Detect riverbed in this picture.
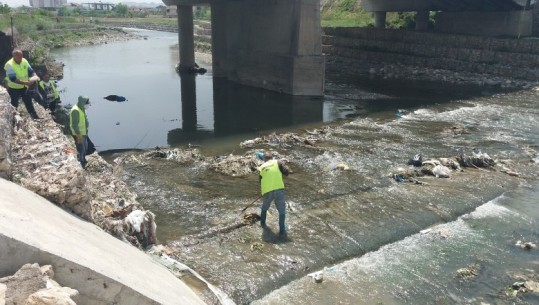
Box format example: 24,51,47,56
52,29,539,305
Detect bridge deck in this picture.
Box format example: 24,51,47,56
361,0,535,12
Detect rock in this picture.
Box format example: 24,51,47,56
515,240,537,250
307,271,324,283
0,263,46,305
23,286,79,305
524,280,539,292
1,283,6,305
334,163,349,171
456,263,480,279
39,265,54,279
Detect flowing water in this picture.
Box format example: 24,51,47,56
52,29,539,305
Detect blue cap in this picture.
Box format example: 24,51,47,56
256,151,265,160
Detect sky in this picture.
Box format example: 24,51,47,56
6,0,163,8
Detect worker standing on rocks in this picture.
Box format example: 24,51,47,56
70,96,90,169
3,49,40,119
257,151,290,236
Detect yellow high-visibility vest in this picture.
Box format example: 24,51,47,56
69,105,88,135
39,80,59,99
4,58,30,89
258,159,285,195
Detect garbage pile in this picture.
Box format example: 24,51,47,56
123,146,290,178
9,104,156,249
391,151,499,182
239,131,324,148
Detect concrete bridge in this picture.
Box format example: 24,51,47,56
163,0,325,96
361,0,536,36
163,0,536,96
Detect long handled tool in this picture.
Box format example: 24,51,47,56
240,195,262,214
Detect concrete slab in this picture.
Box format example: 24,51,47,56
0,178,206,305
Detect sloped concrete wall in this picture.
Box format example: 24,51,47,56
0,178,206,305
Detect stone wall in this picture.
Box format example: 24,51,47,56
534,6,539,35
0,32,12,83
322,27,539,81
0,87,12,180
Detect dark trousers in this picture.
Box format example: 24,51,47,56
35,94,60,112
73,135,88,168
33,91,60,112
7,87,38,118
72,136,96,169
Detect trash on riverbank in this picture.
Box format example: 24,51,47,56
9,101,158,250
392,151,498,182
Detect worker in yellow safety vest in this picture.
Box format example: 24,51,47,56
256,151,290,235
69,96,91,169
37,72,61,113
3,49,40,119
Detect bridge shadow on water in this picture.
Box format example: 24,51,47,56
166,76,324,147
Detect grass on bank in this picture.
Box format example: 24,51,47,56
0,11,123,65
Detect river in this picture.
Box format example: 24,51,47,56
52,29,539,305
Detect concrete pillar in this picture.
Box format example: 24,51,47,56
177,5,195,72
223,0,324,96
416,10,429,31
211,2,227,77
292,0,322,55
180,74,197,133
374,11,386,29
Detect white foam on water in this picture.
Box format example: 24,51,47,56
253,194,518,305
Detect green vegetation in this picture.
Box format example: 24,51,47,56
321,0,374,27
194,6,211,21
1,9,102,65
0,2,10,14
320,0,435,29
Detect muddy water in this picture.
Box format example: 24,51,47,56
119,85,539,305
53,29,539,304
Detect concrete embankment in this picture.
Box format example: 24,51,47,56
0,178,206,305
0,88,206,304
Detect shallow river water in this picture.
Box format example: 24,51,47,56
53,29,539,305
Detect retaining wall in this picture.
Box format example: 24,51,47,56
322,27,539,80
0,88,12,180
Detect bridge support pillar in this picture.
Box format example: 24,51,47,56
210,2,227,77
374,11,386,29
177,5,196,72
216,0,325,96
415,10,429,31
166,0,325,95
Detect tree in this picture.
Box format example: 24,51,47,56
0,2,11,14
57,7,68,17
114,3,128,17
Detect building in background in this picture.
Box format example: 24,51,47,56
166,5,176,17
80,2,115,10
29,0,67,9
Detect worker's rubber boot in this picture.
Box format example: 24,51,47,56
279,213,287,235
260,210,267,227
